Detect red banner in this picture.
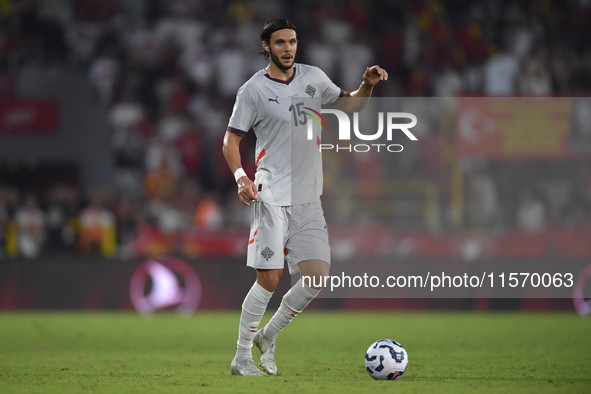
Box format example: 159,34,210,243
0,101,59,133
455,98,572,158
130,225,591,261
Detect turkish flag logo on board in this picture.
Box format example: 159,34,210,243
455,98,571,158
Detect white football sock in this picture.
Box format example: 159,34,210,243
262,278,321,341
233,281,274,363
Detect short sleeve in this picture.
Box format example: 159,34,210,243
319,69,344,106
227,86,255,136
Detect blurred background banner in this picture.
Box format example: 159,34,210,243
455,98,572,158
0,0,590,311
0,100,59,133
129,255,202,315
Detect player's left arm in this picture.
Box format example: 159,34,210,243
336,65,388,114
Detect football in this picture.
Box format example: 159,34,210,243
365,339,408,380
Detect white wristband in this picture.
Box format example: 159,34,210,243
234,168,247,182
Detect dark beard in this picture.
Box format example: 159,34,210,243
270,50,293,71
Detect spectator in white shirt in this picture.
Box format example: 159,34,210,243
516,190,545,231
15,195,45,258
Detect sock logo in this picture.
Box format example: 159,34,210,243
261,247,274,261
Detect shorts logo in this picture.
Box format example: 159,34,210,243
305,85,316,97
261,247,275,261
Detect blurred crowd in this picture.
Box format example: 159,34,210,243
464,160,591,233
0,182,250,259
1,0,591,259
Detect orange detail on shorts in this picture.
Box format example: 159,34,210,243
284,248,289,256
256,149,266,169
317,136,321,148
248,228,258,245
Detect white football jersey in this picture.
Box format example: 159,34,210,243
227,63,343,206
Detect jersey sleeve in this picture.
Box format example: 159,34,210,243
227,85,256,136
319,68,344,106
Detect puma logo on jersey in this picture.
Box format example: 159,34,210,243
268,95,279,104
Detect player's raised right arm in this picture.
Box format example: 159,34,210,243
222,131,259,206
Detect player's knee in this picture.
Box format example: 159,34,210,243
300,260,330,276
257,269,283,292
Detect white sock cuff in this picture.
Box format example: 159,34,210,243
299,278,322,298
252,281,274,301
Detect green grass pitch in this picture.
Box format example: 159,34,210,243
0,311,590,393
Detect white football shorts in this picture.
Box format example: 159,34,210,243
246,199,330,274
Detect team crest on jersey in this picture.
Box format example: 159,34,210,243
305,85,316,97
261,247,275,261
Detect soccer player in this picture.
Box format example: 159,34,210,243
222,17,387,376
